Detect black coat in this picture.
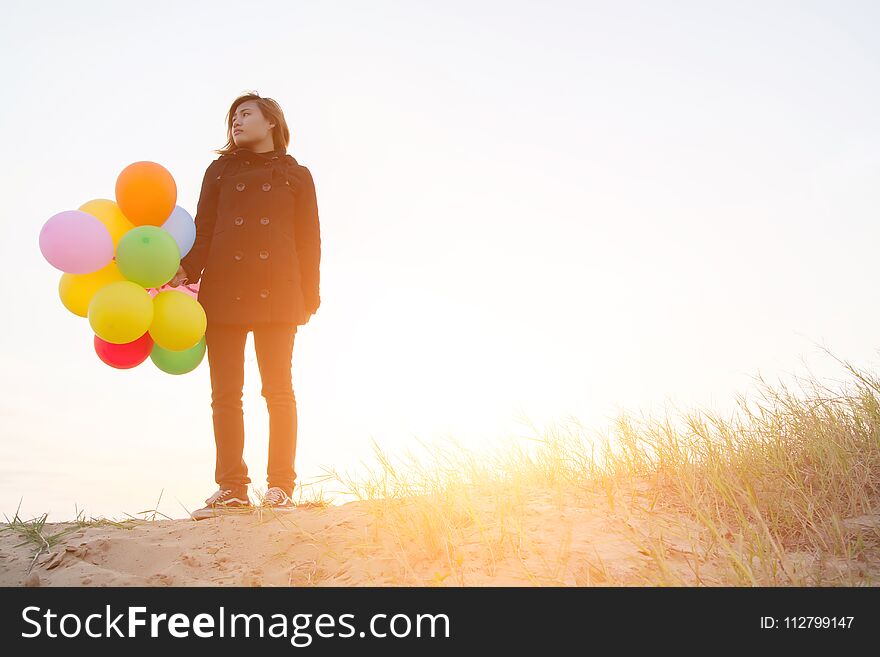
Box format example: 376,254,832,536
180,146,321,328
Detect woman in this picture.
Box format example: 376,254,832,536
172,92,321,521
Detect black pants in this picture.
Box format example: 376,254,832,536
204,322,298,497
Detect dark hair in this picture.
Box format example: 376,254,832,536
214,91,290,156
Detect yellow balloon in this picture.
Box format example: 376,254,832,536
149,290,207,351
59,260,127,317
78,199,135,248
88,280,154,344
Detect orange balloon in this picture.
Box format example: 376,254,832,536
115,161,177,226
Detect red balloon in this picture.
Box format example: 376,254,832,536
94,331,154,369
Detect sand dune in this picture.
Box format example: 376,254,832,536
1,482,729,587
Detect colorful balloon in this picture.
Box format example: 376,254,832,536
88,280,154,344
149,289,207,351
78,199,135,247
115,161,177,226
43,158,206,374
151,335,206,375
39,210,114,274
115,225,181,288
59,259,127,317
160,205,196,259
94,331,154,369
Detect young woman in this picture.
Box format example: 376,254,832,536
171,93,322,520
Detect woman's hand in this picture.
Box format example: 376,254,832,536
169,264,189,287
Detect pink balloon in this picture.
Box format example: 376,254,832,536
39,210,114,274
148,281,200,299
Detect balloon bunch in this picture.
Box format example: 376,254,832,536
39,161,207,374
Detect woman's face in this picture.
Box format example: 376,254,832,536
231,100,275,147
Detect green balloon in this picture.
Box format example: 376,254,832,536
116,226,180,288
150,335,206,375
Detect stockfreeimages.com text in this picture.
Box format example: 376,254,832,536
21,605,451,646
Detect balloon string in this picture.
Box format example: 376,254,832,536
148,283,198,292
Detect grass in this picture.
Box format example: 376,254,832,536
3,346,879,585
316,345,879,585
0,489,180,574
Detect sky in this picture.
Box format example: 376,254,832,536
1,0,879,521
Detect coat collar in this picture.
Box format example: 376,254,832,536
229,146,290,161
224,147,300,172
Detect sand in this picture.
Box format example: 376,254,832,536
2,481,868,586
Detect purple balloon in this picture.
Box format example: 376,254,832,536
39,210,114,274
160,205,196,259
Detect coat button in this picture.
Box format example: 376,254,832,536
262,182,272,191
233,251,243,261
245,160,250,165
234,216,244,226
260,289,269,298
235,182,246,191
234,295,241,301
259,249,269,259
260,216,269,225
